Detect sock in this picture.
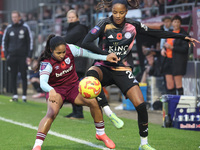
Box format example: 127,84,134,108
103,106,113,117
140,136,148,146
33,132,46,148
95,121,105,135
22,95,26,100
167,88,176,95
176,87,183,95
13,95,18,99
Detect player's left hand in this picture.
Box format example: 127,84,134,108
185,37,200,47
106,53,120,63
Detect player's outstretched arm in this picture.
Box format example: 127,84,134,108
185,36,200,47
69,44,120,63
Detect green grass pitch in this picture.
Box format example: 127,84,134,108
0,95,199,150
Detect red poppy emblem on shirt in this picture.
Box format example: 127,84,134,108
116,33,122,40
61,61,67,69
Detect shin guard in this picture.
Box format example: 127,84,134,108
136,102,148,137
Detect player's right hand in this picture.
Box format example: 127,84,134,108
106,53,120,63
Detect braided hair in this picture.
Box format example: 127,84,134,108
96,0,140,10
35,34,66,71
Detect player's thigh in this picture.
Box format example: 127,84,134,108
88,66,113,85
113,70,143,107
47,93,63,115
126,85,144,107
88,66,103,81
114,70,138,94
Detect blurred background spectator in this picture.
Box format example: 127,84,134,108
63,9,89,119
161,15,189,95
29,58,45,98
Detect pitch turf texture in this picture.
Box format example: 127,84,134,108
0,95,199,150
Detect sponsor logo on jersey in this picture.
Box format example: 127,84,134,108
19,30,24,34
91,26,100,34
113,42,119,46
10,31,14,36
55,65,73,77
19,34,24,39
64,57,71,64
140,23,148,31
108,34,114,39
19,30,25,39
108,45,129,55
40,62,48,70
55,66,59,70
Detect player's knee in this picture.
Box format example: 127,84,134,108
46,110,58,120
88,98,99,108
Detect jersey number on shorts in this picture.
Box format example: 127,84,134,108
126,71,134,79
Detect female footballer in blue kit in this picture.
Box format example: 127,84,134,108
82,0,200,150
32,34,120,150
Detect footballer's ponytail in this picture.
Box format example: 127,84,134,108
35,34,55,71
96,0,139,10
96,0,112,10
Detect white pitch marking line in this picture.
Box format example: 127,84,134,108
0,117,108,150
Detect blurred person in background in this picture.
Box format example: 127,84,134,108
160,16,173,50
63,9,89,119
2,11,33,102
161,15,188,95
0,23,8,59
140,39,162,83
29,58,45,98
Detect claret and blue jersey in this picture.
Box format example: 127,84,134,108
40,44,78,88
39,44,108,93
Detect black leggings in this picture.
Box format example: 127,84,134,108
7,56,27,95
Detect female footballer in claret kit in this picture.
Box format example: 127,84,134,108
32,34,120,150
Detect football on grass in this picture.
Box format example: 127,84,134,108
78,76,101,99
